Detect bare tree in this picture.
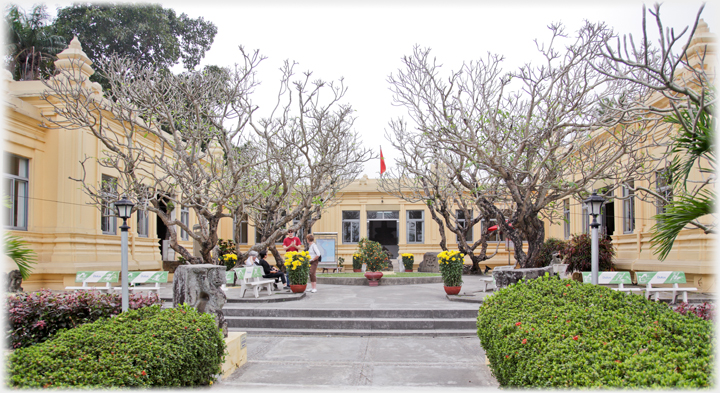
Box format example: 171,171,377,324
386,21,658,267
42,42,266,264
378,132,503,272
234,60,374,266
597,3,715,258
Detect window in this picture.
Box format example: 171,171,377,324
407,210,424,243
180,207,189,241
342,210,360,243
482,218,502,242
3,153,29,230
367,211,399,219
137,210,149,237
100,175,117,235
233,213,248,244
456,210,473,242
656,169,673,214
563,199,571,240
623,182,635,233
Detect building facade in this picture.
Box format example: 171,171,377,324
4,28,715,292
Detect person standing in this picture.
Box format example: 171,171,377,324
306,234,323,293
282,229,302,285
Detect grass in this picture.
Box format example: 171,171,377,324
317,272,440,278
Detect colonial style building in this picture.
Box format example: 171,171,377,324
4,26,715,292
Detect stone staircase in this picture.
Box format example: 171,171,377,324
223,307,479,336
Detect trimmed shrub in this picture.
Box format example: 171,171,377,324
674,302,715,322
477,275,713,388
535,238,567,267
6,289,159,349
357,238,388,272
559,233,615,273
7,304,226,388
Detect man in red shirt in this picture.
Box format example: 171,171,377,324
283,229,302,253
282,229,302,285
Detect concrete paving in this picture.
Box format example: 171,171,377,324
154,274,712,390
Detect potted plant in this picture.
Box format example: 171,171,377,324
352,253,363,272
284,251,311,293
358,238,388,286
401,253,414,272
221,253,238,271
438,250,464,295
337,256,345,272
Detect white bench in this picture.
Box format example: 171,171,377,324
65,271,118,292
233,266,275,298
581,271,642,293
318,261,342,273
636,271,698,304
111,271,168,295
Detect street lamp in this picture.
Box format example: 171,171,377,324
583,192,605,285
114,196,135,312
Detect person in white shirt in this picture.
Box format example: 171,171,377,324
244,250,258,267
306,234,323,293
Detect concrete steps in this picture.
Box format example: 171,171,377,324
223,308,479,336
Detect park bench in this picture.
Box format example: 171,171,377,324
65,271,119,292
233,266,275,298
111,271,168,295
581,271,642,293
636,271,698,304
222,270,235,291
318,261,342,273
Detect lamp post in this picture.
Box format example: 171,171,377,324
583,192,605,285
114,196,135,312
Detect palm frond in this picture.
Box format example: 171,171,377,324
3,232,37,280
651,188,714,261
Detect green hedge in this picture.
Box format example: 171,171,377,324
477,275,714,388
7,304,226,388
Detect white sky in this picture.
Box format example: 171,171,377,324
16,0,719,177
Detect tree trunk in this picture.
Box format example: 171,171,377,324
269,245,284,271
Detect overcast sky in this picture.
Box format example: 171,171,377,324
19,0,718,177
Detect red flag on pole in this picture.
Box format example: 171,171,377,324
380,147,386,175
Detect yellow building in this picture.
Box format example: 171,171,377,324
4,30,715,292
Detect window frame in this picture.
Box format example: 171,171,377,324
623,182,635,234
137,209,149,237
4,153,29,230
100,174,117,235
233,212,249,244
180,206,189,241
406,210,424,244
456,209,473,242
342,210,360,244
482,218,502,242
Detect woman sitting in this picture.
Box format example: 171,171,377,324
255,250,289,290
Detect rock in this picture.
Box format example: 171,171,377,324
173,264,228,337
418,252,440,273
492,265,554,289
550,252,564,265
6,270,23,292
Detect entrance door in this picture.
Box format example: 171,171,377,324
367,211,399,258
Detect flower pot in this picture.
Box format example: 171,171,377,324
353,269,362,272
444,286,462,295
290,284,307,293
404,269,413,272
364,271,383,287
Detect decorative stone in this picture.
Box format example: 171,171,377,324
173,264,228,337
492,265,554,289
6,270,23,292
418,252,440,273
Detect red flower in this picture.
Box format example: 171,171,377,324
573,335,579,341
566,320,570,324
653,321,658,324
515,322,521,326
197,328,201,332
505,355,509,359
566,284,571,287
141,370,147,376
522,339,527,344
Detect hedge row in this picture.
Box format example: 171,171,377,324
477,274,714,388
6,289,159,349
7,304,226,388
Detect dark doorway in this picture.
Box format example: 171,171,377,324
602,201,615,238
156,199,169,257
368,220,398,258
